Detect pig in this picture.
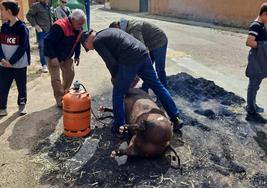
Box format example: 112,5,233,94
99,88,181,170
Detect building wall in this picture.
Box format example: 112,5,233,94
29,0,37,6
110,0,139,12
149,0,267,27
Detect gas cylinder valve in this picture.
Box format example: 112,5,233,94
73,80,81,91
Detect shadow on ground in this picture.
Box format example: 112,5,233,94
34,73,266,187
28,69,43,83
8,106,62,152
0,113,20,137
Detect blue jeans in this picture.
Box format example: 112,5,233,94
0,66,27,109
247,78,262,113
142,43,167,92
37,32,47,66
112,55,180,128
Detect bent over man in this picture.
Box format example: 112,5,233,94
81,28,183,137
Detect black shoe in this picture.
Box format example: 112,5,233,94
246,105,264,113
246,112,267,124
255,105,264,113
172,117,184,132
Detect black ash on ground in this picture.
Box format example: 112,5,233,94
35,73,266,188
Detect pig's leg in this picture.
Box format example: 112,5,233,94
111,136,139,158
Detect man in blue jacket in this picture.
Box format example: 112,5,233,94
44,9,85,107
81,28,183,137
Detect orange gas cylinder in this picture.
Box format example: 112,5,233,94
63,81,91,137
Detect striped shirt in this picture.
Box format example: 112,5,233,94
248,21,267,41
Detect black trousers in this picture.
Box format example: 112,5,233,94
247,77,262,113
0,66,27,109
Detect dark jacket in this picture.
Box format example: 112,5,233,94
0,20,30,68
44,18,82,62
123,20,167,51
246,41,267,79
93,28,148,77
26,2,53,32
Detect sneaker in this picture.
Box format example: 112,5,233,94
246,112,267,124
42,65,48,73
0,109,8,116
172,117,184,132
255,104,264,113
18,105,27,116
246,105,265,113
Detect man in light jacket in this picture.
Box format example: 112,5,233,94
55,0,71,20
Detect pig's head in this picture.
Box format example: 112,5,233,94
140,114,173,142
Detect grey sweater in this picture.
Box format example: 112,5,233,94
26,2,53,32
122,19,167,51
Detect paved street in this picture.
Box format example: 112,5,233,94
90,5,267,110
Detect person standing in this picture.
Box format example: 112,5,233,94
0,0,30,116
55,0,71,20
44,9,85,107
26,0,53,73
245,3,267,124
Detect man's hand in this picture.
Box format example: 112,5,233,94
1,59,12,68
74,58,80,66
246,35,257,48
50,58,60,67
35,25,43,32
